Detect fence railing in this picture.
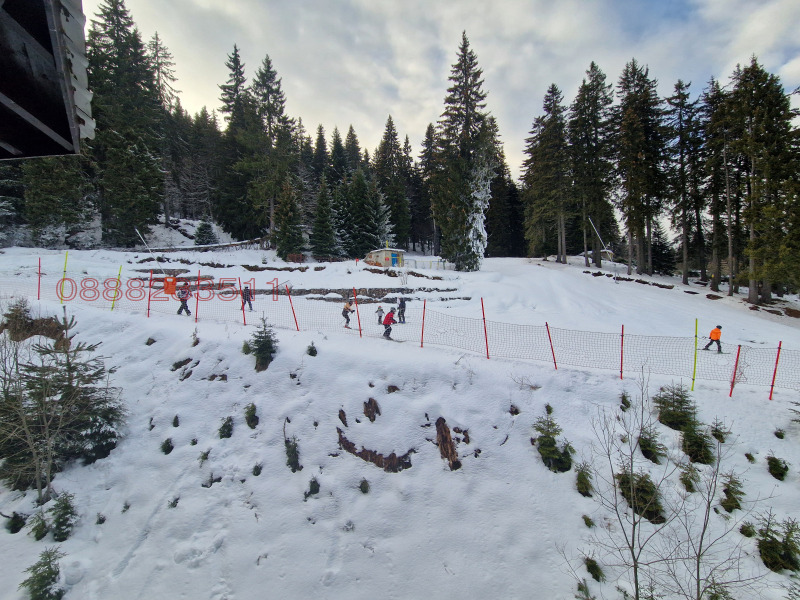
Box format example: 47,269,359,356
3,270,797,398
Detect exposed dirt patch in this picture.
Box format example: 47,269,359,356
706,294,723,300
364,398,381,422
207,374,228,381
336,428,413,472
684,290,699,295
339,409,348,427
171,358,192,371
0,316,70,350
785,308,800,319
435,417,462,471
387,385,400,394
453,427,470,444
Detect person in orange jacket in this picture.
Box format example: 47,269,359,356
703,325,722,352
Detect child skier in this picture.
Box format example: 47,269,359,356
242,286,253,311
382,308,397,339
702,325,722,352
342,299,355,328
398,298,406,323
375,305,385,325
177,283,192,316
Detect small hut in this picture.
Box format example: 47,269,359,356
365,248,405,267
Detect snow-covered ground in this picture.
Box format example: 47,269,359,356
1,243,799,600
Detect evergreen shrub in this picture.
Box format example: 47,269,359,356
250,318,278,371
29,511,49,541
285,436,302,472
49,494,77,542
218,417,233,439
720,472,744,513
616,471,665,524
244,403,259,429
638,425,666,464
767,455,789,481
18,547,65,600
532,413,573,473
575,462,593,497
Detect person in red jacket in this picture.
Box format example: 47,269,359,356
703,325,722,352
177,282,192,316
382,308,397,339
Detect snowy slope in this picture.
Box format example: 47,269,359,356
1,248,799,600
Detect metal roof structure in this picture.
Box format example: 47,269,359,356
0,0,95,160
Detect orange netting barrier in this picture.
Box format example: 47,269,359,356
3,270,798,396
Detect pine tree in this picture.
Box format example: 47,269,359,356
311,125,328,185
374,116,411,248
430,32,497,271
331,182,353,256
310,180,338,258
273,179,305,260
665,80,704,284
615,59,667,275
251,53,288,141
218,45,249,129
328,127,349,187
344,125,362,174
522,84,572,262
49,493,78,542
485,154,524,257
417,123,438,253
18,547,65,600
22,156,90,247
346,170,383,257
727,57,798,303
194,220,218,245
568,62,616,268
87,0,163,246
0,160,25,245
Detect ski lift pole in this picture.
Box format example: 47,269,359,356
110,266,122,311
195,270,200,323
352,287,362,337
620,324,624,380
420,300,426,348
135,227,169,278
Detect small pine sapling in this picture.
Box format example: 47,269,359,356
172,415,180,427
739,522,756,538
619,391,631,412
161,438,174,454
582,514,595,528
766,455,789,481
49,493,77,542
95,513,106,525
241,340,252,355
652,384,697,430
575,579,597,600
532,413,573,473
359,478,370,494
745,452,755,464
638,425,666,464
575,462,594,497
584,556,605,582
218,416,233,439
6,511,27,534
285,436,302,472
29,511,50,541
303,477,320,501
679,463,700,493
252,463,262,476
307,342,317,356
720,472,744,512
615,470,665,524
244,403,259,429
710,418,731,443
757,512,800,572
121,502,130,513
774,429,785,440
250,318,278,371
682,425,715,465
18,547,65,600
167,497,179,508
198,450,210,466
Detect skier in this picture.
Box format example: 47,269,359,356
242,286,253,311
382,308,397,339
177,282,192,316
375,305,385,325
702,325,722,353
342,299,355,328
398,298,406,323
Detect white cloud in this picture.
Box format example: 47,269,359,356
82,0,800,178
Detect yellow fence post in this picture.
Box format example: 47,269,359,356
111,266,122,310
60,251,68,303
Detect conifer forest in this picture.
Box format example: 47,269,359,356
1,0,798,304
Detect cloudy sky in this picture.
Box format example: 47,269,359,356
82,0,800,179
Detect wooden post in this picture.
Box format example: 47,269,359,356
481,298,489,359
352,287,362,337
286,285,299,331
729,345,742,397
546,322,557,370
769,341,782,401
420,299,426,348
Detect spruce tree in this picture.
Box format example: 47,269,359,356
568,62,616,268
310,180,338,258
430,32,497,271
311,125,328,185
87,0,163,246
522,84,572,262
344,125,362,174
328,127,349,187
194,220,218,245
0,160,25,245
374,116,411,248
218,45,249,129
273,180,305,260
615,59,667,275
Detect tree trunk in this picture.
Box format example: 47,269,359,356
582,199,589,267
682,206,689,285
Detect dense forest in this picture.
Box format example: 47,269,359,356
0,0,798,302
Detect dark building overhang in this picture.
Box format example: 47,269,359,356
0,0,94,160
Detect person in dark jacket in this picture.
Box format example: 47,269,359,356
397,298,406,323
177,283,192,316
382,308,397,338
342,299,355,328
242,286,253,311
